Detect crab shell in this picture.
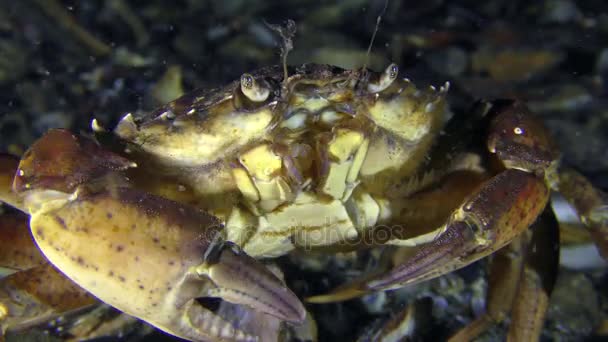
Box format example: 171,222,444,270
111,63,448,258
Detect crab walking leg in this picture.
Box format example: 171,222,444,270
0,262,97,338
556,168,608,258
64,306,148,342
448,236,526,342
449,209,559,341
0,154,24,212
0,211,46,271
508,208,559,341
0,156,43,272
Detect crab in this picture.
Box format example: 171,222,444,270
0,59,607,341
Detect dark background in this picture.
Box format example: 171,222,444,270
0,0,607,341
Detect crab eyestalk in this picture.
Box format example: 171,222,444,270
367,63,399,93
240,73,270,102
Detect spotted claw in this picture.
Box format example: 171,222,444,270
12,129,305,341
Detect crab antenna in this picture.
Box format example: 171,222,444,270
265,19,297,84
362,0,389,72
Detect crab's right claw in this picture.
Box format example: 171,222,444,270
368,168,549,291
12,129,306,341
167,239,307,341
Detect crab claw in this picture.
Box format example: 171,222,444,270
309,168,549,301
13,130,305,341
310,101,558,302
368,169,548,291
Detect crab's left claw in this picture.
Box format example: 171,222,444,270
366,167,549,291
308,168,550,302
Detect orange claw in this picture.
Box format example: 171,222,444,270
308,100,558,303
364,168,549,292
362,101,557,292
486,100,559,176
307,168,550,302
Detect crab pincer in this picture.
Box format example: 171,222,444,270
363,167,549,292
11,129,306,341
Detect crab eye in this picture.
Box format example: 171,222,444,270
368,63,399,93
241,74,254,89
240,73,270,102
388,63,398,79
